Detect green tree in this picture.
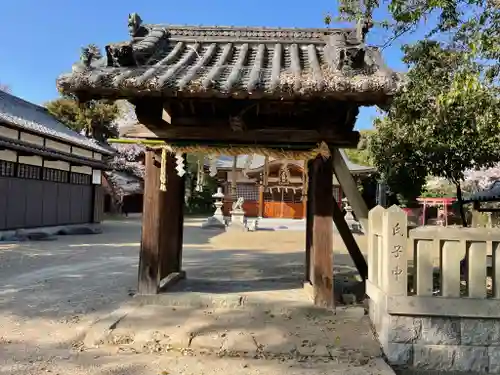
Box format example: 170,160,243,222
183,154,220,214
337,0,499,65
333,0,500,224
369,117,428,207
371,41,500,222
45,95,118,143
344,130,374,167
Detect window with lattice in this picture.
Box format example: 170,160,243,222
0,161,15,177
70,172,91,185
17,164,41,179
43,168,69,183
229,183,258,201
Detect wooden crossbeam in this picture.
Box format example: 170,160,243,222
124,123,360,147
331,193,368,280
332,148,369,230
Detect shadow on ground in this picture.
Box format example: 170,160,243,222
0,219,226,320
0,215,366,320
0,216,381,375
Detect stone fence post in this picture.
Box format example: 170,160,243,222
381,205,408,296
368,205,384,288
368,205,408,295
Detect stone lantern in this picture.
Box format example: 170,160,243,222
201,187,226,229
342,197,363,233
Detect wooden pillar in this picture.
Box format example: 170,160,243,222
302,163,308,218
138,151,186,295
231,156,237,199
159,153,186,280
260,156,270,218
258,183,264,218
263,156,269,184
422,201,427,225
137,150,163,294
332,148,369,231
305,159,314,283
310,155,334,309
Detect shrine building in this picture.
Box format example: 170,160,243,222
215,153,375,218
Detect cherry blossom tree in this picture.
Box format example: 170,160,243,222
463,164,500,192
108,143,145,179
102,101,146,208
109,101,146,179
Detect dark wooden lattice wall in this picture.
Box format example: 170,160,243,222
0,161,95,230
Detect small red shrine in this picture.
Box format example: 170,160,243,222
416,197,457,226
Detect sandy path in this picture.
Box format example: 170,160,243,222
0,216,379,375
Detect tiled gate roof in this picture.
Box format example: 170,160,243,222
57,15,401,104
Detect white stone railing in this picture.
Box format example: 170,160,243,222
366,205,500,318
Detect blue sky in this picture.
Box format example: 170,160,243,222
1,0,418,129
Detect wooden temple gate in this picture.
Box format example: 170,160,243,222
57,13,400,309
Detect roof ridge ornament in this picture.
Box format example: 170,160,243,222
57,17,402,103
323,16,373,72
80,44,102,68
356,17,374,44
128,13,144,37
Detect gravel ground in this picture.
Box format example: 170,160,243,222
0,216,385,375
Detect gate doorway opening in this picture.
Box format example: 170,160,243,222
56,14,399,309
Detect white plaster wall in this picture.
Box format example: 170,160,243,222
45,139,71,153
0,125,19,140
71,165,92,175
72,147,93,159
44,160,70,171
0,150,17,162
20,132,44,146
18,155,43,166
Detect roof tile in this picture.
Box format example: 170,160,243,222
213,150,375,173
0,90,113,154
57,19,402,104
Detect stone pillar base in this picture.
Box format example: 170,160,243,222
227,210,246,231
369,298,499,373
201,215,226,229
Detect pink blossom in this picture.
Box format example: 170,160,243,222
108,143,145,179
463,164,500,192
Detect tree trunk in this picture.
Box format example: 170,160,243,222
456,181,468,278
455,182,467,227
103,173,122,214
